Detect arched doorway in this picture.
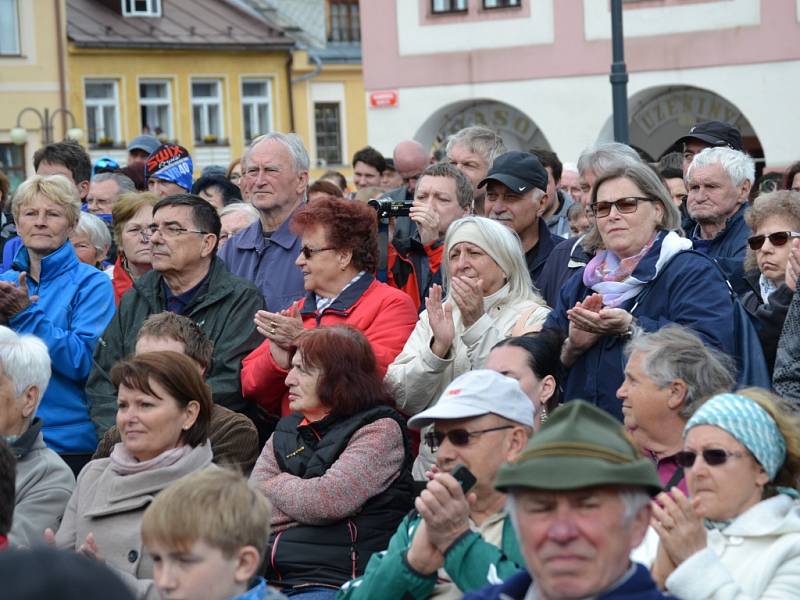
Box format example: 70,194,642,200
414,99,551,154
598,85,765,175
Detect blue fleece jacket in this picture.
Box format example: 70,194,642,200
0,242,115,453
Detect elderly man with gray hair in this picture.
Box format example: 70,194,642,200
86,172,136,217
219,132,307,311
617,325,735,494
686,146,755,291
445,126,507,216
0,326,75,547
464,401,673,600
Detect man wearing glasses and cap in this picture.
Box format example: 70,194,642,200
338,370,534,600
464,401,674,600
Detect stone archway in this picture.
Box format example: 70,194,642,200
414,99,552,154
597,85,765,171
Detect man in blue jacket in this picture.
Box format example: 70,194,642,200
686,146,754,292
464,401,675,600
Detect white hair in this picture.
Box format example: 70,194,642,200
687,146,755,187
0,326,51,411
245,132,310,173
219,202,260,221
74,212,112,254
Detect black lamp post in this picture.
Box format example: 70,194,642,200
610,0,629,144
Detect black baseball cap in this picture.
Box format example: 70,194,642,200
675,121,743,152
478,151,548,194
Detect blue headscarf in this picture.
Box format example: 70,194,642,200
685,392,798,498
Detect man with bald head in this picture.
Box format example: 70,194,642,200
393,140,430,198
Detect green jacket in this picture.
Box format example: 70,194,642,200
87,256,265,436
336,511,523,600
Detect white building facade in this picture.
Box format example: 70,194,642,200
361,0,800,168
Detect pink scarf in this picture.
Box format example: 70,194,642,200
582,233,658,308
109,443,192,475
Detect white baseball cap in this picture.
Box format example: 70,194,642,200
407,370,534,430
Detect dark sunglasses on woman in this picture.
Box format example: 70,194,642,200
747,231,800,251
675,448,746,468
589,197,654,218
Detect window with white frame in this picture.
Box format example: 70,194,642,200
314,103,342,166
483,0,520,7
85,80,120,145
431,0,467,14
192,80,224,143
0,0,21,55
241,79,272,143
122,0,161,17
139,79,172,138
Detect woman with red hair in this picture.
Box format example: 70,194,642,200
249,326,413,598
241,197,418,417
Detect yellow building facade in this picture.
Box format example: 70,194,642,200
0,0,69,187
67,47,293,174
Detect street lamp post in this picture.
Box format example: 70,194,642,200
610,0,629,144
10,107,83,146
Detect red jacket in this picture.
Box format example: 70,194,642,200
241,275,418,416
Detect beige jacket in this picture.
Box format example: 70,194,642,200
55,442,214,599
385,285,549,477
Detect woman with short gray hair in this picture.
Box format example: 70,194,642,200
0,326,74,547
70,211,112,271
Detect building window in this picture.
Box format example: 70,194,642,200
483,0,521,7
431,0,468,14
0,143,26,192
191,80,224,143
85,80,120,145
139,79,172,139
241,79,272,143
328,0,360,43
0,0,20,55
314,103,342,166
122,0,161,17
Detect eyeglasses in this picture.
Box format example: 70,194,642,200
300,245,337,259
423,425,513,451
674,448,746,468
146,224,210,239
747,231,800,250
589,197,654,218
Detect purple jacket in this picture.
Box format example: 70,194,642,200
219,215,305,311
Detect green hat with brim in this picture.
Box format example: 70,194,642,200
495,400,663,497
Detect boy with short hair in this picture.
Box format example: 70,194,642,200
567,201,591,236
141,468,286,600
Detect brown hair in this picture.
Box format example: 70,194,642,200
743,190,800,272
292,326,393,417
136,313,214,371
309,179,344,199
291,197,378,273
111,191,159,244
110,351,211,447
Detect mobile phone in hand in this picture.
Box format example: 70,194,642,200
451,464,477,494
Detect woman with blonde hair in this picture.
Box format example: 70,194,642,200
0,175,114,473
651,387,800,598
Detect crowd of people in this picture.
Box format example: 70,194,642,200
1,118,800,600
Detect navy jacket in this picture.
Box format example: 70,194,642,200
543,232,736,421
690,204,750,294
528,218,558,293
537,234,593,309
218,213,305,311
462,564,676,600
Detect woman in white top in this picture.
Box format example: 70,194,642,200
651,388,800,599
386,216,549,476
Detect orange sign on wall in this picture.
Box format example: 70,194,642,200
369,90,398,108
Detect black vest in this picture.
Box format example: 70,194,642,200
267,405,414,589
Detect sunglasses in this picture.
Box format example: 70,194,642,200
423,425,513,451
300,245,337,259
747,231,800,250
589,197,654,218
674,448,746,468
